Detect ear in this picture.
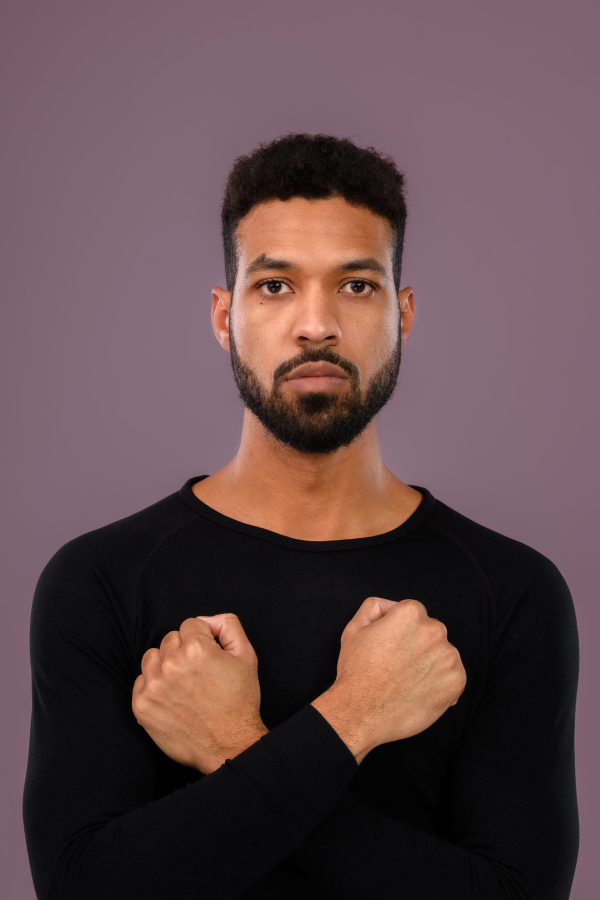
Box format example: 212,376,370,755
398,287,415,349
211,287,232,352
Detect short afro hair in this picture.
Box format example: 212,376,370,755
221,132,408,297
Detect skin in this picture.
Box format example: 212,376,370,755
193,195,421,541
132,196,465,773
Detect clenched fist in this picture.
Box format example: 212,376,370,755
312,597,467,763
132,613,269,775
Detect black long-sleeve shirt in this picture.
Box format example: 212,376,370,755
23,475,580,899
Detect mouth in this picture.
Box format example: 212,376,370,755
285,361,348,379
283,361,349,392
284,374,348,392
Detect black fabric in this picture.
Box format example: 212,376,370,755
23,475,580,899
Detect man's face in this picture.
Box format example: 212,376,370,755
215,195,414,455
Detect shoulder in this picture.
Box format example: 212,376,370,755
429,494,569,588
38,488,198,586
427,495,577,640
31,488,199,663
426,495,578,700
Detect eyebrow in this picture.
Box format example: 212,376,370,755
244,254,388,279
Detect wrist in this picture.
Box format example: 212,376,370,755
311,685,371,765
203,722,270,775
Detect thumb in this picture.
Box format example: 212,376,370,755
196,613,255,659
349,596,398,631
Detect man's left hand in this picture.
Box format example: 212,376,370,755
132,613,269,775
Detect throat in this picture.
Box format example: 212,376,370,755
191,476,423,541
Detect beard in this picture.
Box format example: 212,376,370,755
228,310,402,455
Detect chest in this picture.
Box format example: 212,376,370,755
133,535,492,833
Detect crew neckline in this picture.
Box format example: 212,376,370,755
178,475,437,552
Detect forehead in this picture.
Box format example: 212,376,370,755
236,196,393,262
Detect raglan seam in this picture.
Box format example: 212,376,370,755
127,508,200,661
428,514,498,655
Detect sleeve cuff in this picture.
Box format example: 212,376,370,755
222,702,358,842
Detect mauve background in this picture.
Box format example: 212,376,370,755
1,0,598,896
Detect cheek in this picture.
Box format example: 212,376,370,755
234,318,280,379
351,321,394,371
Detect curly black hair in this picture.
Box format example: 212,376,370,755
221,132,408,297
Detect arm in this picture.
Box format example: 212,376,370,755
22,542,358,900
286,557,580,899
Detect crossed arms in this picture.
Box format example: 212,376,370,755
23,545,579,899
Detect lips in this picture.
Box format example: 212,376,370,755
285,362,348,380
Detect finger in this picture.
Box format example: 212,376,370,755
132,673,144,706
132,674,144,722
353,596,399,629
180,615,220,646
140,646,161,679
159,630,183,661
192,615,221,639
193,613,254,660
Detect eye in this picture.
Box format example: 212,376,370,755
255,279,292,295
342,280,377,296
254,277,378,297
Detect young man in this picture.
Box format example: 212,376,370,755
23,133,579,899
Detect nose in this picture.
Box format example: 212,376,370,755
290,292,342,346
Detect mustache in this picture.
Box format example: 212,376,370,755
275,349,357,382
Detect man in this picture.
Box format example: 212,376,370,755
23,133,579,899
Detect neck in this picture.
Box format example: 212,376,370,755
199,411,419,541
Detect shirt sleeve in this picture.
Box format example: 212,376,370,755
287,553,580,900
22,540,359,900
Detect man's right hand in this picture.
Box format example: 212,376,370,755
311,597,467,764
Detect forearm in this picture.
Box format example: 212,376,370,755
297,695,499,899
310,686,372,766
202,722,270,773
288,789,508,900
24,704,358,900
287,693,578,900
288,770,577,900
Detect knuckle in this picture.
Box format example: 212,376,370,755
132,690,148,714
340,621,354,639
451,644,465,666
362,596,382,613
161,656,179,676
160,630,177,645
447,644,461,665
430,618,448,639
146,676,162,697
141,647,157,666
450,661,467,688
403,598,427,617
454,672,467,696
184,639,204,660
